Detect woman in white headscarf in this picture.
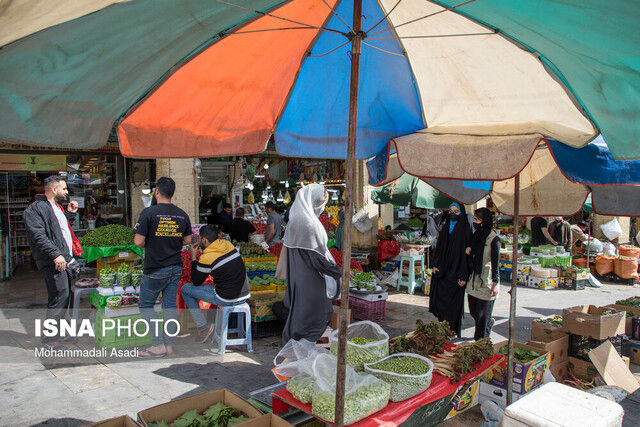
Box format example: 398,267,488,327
280,184,342,344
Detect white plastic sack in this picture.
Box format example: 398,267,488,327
603,242,617,257
364,353,434,401
329,321,389,371
600,218,623,241
274,339,330,403
353,208,373,233
586,238,603,254
311,353,390,425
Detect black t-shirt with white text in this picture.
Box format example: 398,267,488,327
134,204,192,274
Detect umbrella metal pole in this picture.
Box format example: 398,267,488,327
507,174,520,405
334,0,363,425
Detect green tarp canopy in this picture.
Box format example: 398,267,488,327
371,174,455,209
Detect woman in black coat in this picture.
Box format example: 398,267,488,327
429,202,472,337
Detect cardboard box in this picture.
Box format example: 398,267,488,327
531,317,563,341
568,356,599,380
562,305,626,340
528,333,569,366
630,339,640,365
524,276,558,290
549,360,569,380
137,390,263,426
484,341,551,395
239,414,294,426
478,382,527,410
330,306,352,330
445,380,480,420
88,415,141,427
589,341,640,394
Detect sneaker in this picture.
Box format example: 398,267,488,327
196,324,215,344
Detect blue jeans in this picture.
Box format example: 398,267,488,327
180,283,245,328
139,265,181,347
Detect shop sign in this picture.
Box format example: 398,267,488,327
0,154,66,171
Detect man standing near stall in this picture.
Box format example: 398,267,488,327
134,177,192,358
264,201,283,247
24,175,82,349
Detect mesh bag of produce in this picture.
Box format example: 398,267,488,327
117,263,132,288
364,353,434,401
329,321,389,371
312,354,390,425
273,339,330,404
595,255,616,275
99,268,116,288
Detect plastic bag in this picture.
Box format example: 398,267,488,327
586,238,603,254
600,218,623,241
311,354,390,425
364,353,434,401
274,339,330,403
603,242,617,257
329,321,389,371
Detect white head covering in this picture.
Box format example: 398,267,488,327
283,183,328,256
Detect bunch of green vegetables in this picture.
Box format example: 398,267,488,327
390,320,455,356
132,267,143,287
245,262,277,272
430,338,494,381
365,355,433,401
312,379,390,425
405,218,424,229
249,274,285,287
80,224,134,247
235,242,266,256
498,345,541,364
616,297,640,308
286,375,315,404
147,403,250,427
99,268,116,288
117,263,132,287
534,315,563,328
351,271,377,291
330,337,389,372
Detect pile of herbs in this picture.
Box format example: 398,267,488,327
498,345,541,364
390,320,455,356
80,224,134,247
429,338,494,381
616,297,640,308
534,315,563,328
147,402,250,427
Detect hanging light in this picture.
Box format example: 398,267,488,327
277,191,284,202
331,191,338,201
284,190,292,204
261,190,268,201
263,163,269,170
266,184,271,190
285,181,290,188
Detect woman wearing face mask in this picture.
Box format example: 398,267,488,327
429,202,472,337
279,184,342,344
465,208,500,340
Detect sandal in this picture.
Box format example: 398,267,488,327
138,349,166,358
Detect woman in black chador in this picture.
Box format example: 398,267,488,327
429,202,471,337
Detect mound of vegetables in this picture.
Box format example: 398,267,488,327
429,338,494,381
498,345,541,364
80,224,134,247
534,315,563,328
391,320,455,356
616,297,640,308
147,403,251,427
245,262,277,272
351,271,376,291
249,274,285,287
235,242,266,256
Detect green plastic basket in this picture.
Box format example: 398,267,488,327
555,256,573,267
94,310,160,349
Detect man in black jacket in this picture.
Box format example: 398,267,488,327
23,175,80,348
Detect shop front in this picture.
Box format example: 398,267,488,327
0,149,154,279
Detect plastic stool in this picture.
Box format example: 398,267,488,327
397,256,425,295
71,285,95,319
211,302,253,355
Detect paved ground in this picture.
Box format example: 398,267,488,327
0,266,638,426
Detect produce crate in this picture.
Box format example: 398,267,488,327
555,255,573,267
567,333,630,361
560,278,587,291
349,296,386,322
94,310,158,349
250,284,279,294
242,256,277,263
247,270,277,279
91,290,119,309
248,292,285,322
251,319,284,338
96,251,140,276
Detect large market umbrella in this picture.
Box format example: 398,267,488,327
2,0,640,421
371,173,455,209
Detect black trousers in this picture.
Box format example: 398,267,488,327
41,265,71,342
467,294,495,341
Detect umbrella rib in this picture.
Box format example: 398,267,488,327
320,0,354,32
214,0,347,35
308,39,351,57
233,26,318,34
365,0,403,34
368,0,477,38
367,31,495,39
362,41,405,57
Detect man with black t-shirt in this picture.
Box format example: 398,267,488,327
223,207,255,242
134,177,192,357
